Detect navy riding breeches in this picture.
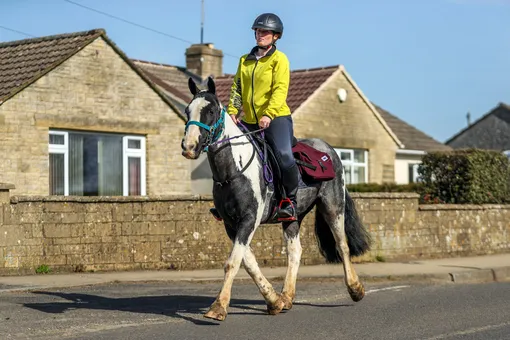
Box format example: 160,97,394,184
243,115,299,200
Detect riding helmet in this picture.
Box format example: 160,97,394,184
251,13,284,37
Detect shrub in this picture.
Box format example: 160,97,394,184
418,148,510,204
346,182,423,193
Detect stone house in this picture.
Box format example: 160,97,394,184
0,29,190,196
134,43,449,193
0,28,449,196
445,102,510,159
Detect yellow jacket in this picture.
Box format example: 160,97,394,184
226,46,291,124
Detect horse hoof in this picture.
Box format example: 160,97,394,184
204,302,227,321
267,294,286,315
347,282,365,302
281,293,293,310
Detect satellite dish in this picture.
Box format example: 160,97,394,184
337,88,347,102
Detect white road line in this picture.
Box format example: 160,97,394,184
365,285,410,294
423,321,510,339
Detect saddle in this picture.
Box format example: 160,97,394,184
251,134,336,188
291,137,336,182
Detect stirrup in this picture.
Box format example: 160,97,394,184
210,208,223,221
277,198,297,222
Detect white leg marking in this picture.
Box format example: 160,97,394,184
282,234,302,300
243,248,279,304
331,213,359,286
214,241,248,308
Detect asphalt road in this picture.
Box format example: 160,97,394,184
0,278,509,340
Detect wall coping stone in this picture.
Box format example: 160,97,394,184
10,192,420,204
10,193,508,210
10,195,214,204
349,192,420,199
419,204,510,211
0,183,15,190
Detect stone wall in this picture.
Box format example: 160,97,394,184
0,186,508,275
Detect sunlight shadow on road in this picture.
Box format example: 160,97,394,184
22,290,273,326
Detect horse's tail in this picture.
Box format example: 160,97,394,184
314,190,372,263
314,209,342,263
344,190,372,256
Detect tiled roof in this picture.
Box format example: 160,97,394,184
445,102,510,150
0,29,103,103
445,102,510,144
373,104,451,152
132,59,201,103
213,66,339,112
0,29,184,120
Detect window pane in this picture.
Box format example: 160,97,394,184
354,150,365,163
353,166,366,184
128,139,141,149
344,165,352,184
341,152,351,161
49,134,65,145
128,157,141,195
49,153,65,195
98,135,123,196
408,164,420,183
67,132,123,196
69,134,84,195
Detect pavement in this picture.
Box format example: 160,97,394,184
0,253,509,293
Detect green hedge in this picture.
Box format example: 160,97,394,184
346,182,423,193
418,149,510,204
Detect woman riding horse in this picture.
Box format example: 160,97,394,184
210,12,299,222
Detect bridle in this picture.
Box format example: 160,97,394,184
184,105,274,185
185,106,226,153
185,106,266,152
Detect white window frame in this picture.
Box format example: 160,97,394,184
408,163,421,183
49,131,69,196
334,148,369,184
48,130,146,196
123,136,147,196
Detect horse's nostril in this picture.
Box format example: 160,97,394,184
182,139,191,151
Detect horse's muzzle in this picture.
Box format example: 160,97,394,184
182,150,198,159
181,138,200,159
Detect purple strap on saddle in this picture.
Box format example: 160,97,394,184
206,120,273,184
238,123,273,184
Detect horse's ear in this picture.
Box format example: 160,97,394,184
207,76,216,95
188,77,198,96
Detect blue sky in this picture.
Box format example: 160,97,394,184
1,0,509,143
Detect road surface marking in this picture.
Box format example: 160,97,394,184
366,285,410,294
423,321,510,339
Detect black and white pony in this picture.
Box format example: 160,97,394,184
181,77,371,321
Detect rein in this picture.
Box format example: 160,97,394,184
185,107,273,184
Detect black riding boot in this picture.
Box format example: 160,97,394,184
278,163,299,222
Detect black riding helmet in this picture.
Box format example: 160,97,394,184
251,13,284,38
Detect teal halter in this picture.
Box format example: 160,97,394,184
185,107,226,152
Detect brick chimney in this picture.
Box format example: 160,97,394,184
185,43,224,80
